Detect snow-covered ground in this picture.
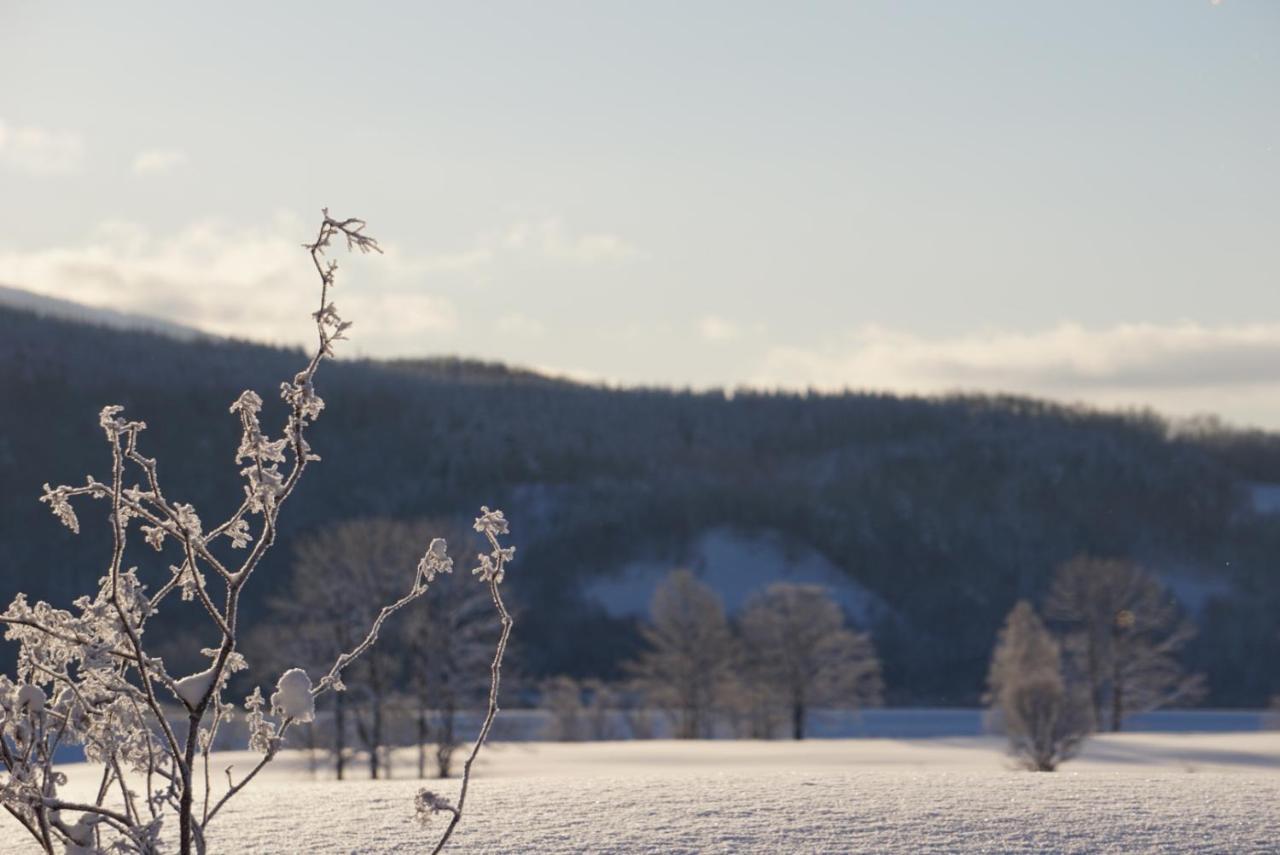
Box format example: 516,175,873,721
5,732,1278,853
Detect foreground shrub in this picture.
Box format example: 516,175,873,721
0,212,514,854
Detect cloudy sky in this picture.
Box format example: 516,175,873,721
3,2,1278,426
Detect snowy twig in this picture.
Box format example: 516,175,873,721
424,513,515,855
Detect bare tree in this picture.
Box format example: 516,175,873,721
540,676,586,741
582,679,621,740
720,677,787,739
986,601,1091,771
400,524,494,779
1045,556,1204,731
625,569,738,739
738,584,882,740
246,614,352,778
257,519,412,779
261,517,494,781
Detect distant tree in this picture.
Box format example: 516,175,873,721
582,679,621,740
625,569,738,738
540,675,586,741
399,520,494,779
721,677,787,739
738,584,882,739
266,518,421,779
1045,556,1204,731
986,601,1091,771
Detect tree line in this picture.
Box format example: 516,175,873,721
211,518,1233,781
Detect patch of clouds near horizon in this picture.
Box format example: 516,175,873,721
131,148,188,176
700,316,740,342
501,218,636,265
378,217,636,280
0,120,84,175
0,214,631,350
495,313,547,338
0,215,457,347
755,323,1280,425
699,316,766,344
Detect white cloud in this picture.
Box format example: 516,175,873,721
496,313,547,338
132,148,188,176
755,322,1280,423
385,217,637,284
700,316,741,342
0,120,84,175
501,218,636,265
0,215,457,346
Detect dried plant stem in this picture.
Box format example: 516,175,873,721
429,529,514,854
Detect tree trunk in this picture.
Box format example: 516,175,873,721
368,705,381,780
1087,640,1103,730
792,702,805,740
1110,671,1124,733
417,705,429,779
334,691,346,781
437,703,456,778
1110,633,1124,732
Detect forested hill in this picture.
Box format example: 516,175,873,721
2,304,1279,706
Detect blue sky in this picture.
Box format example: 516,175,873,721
2,1,1278,425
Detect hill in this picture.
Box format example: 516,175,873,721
1,303,1278,705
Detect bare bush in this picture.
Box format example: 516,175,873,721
986,601,1091,772
0,212,515,854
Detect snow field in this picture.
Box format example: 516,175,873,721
4,733,1277,853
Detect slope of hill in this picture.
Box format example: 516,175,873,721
1,303,1278,705
0,283,209,341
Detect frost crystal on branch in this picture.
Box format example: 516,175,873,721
472,507,515,584
244,687,277,756
39,483,80,533
473,506,509,537
414,790,458,827
418,537,454,584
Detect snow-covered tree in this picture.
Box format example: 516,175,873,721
625,569,738,739
0,212,516,855
738,583,882,740
986,601,1091,772
1044,556,1203,731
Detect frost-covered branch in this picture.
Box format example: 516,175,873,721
421,508,516,855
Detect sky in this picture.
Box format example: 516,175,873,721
2,1,1278,427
